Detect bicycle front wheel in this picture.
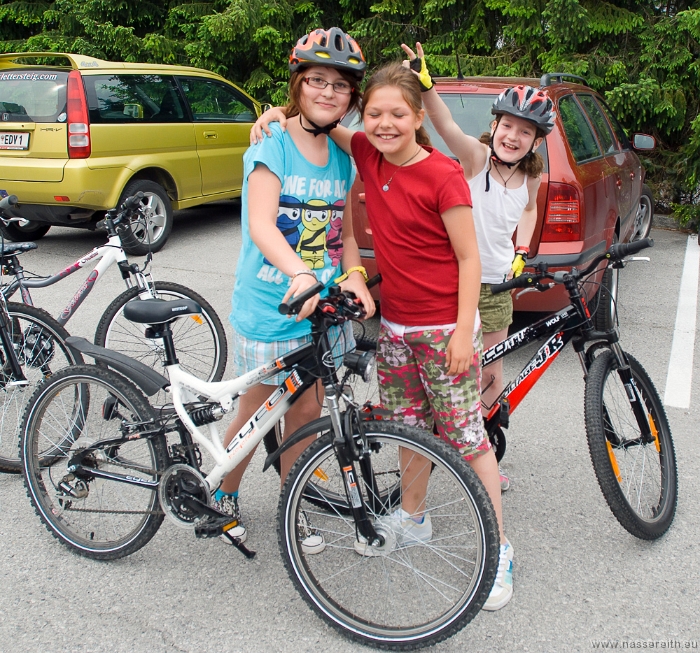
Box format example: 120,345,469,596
584,349,677,539
279,421,498,649
21,365,167,560
0,303,83,474
95,281,227,386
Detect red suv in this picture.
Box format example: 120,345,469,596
351,73,655,326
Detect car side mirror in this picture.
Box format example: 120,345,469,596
260,103,273,113
633,133,655,150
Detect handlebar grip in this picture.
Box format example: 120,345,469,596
366,274,382,289
121,191,145,211
0,194,18,211
278,281,325,315
490,273,538,295
609,238,653,261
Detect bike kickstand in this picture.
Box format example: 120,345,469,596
222,530,256,559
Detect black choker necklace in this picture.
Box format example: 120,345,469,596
300,117,340,137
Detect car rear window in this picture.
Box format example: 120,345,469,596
84,74,187,123
0,70,68,123
558,95,602,163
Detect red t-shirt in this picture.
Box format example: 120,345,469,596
351,132,473,326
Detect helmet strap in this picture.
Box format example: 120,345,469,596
300,115,341,137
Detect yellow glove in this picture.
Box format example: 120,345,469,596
409,56,433,92
511,253,526,277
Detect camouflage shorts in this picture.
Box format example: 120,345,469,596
377,323,490,461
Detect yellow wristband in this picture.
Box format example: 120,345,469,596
334,265,368,284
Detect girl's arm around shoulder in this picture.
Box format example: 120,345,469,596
441,204,481,376
250,105,353,156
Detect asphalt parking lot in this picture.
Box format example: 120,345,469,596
0,204,698,652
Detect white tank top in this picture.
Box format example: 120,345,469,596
468,157,529,283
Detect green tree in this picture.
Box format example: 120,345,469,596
0,0,698,222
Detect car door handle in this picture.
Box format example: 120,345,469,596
203,131,218,139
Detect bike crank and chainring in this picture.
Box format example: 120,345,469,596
158,464,211,528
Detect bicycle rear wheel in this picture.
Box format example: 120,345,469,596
0,303,83,474
584,349,677,539
95,281,227,396
279,421,498,649
21,365,167,560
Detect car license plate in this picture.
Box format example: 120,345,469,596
0,132,29,150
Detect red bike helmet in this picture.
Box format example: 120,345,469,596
491,85,555,135
289,27,366,80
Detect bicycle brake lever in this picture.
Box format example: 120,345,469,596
625,256,650,263
515,282,554,299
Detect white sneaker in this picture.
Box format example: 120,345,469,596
298,511,326,555
213,494,247,545
483,540,513,611
354,508,432,557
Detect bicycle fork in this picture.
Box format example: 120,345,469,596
324,385,384,547
609,342,655,445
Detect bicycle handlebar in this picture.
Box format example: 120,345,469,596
490,273,539,295
121,191,144,212
608,237,653,261
278,282,326,315
490,238,654,295
279,274,381,317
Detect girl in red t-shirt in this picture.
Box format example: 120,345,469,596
252,63,512,611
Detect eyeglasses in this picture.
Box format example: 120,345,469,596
304,76,353,95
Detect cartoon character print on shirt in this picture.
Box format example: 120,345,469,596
262,195,301,266
297,199,332,269
326,200,345,266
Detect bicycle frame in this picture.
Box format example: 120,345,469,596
166,340,320,491
1,233,150,326
482,304,582,421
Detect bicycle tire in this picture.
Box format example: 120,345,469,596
20,365,167,560
0,303,84,474
278,420,499,649
584,349,677,540
94,281,227,393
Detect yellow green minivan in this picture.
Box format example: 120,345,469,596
0,53,263,253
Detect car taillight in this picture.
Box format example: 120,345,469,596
542,182,581,241
67,70,91,159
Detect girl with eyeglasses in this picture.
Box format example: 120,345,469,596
215,28,375,549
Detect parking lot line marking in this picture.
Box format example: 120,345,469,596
664,234,699,408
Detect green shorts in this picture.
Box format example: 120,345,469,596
479,283,513,333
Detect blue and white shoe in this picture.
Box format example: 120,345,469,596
483,540,513,611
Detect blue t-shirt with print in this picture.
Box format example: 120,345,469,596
230,123,355,342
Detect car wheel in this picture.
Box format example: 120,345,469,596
630,184,653,242
0,220,51,242
593,235,619,331
117,180,173,255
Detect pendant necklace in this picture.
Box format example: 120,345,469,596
382,146,422,192
492,162,519,195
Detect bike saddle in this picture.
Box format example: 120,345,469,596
0,241,37,256
122,296,202,325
